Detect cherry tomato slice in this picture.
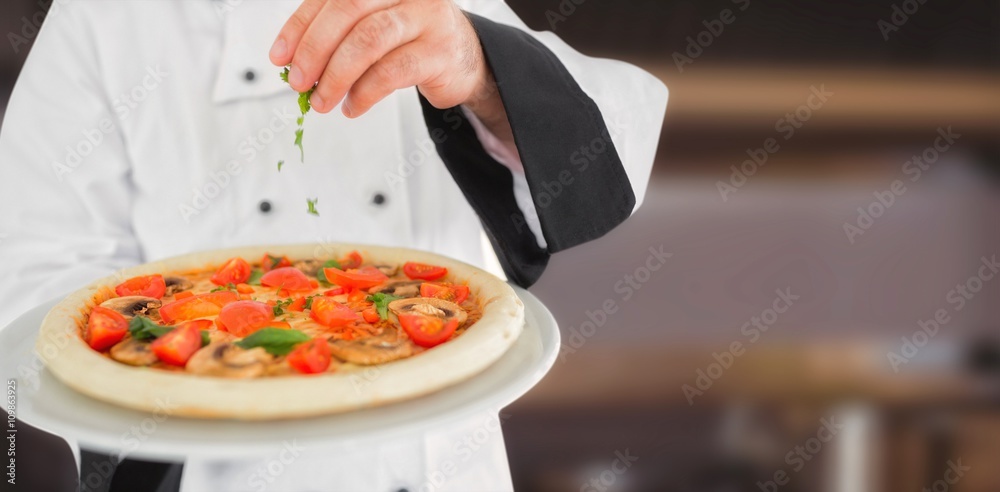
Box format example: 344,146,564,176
450,285,470,305
159,291,238,324
218,300,275,337
310,297,359,327
362,308,380,324
322,266,388,290
397,314,459,348
419,283,470,304
403,262,448,281
210,257,252,286
151,324,203,366
288,297,307,312
347,289,368,303
287,338,332,374
339,251,363,270
85,306,129,351
323,287,346,296
114,275,167,299
260,253,292,272
260,267,314,292
176,319,214,331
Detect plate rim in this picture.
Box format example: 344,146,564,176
2,285,560,460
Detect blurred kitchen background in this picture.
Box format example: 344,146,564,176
2,0,998,491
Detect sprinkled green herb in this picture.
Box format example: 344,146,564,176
306,197,319,216
272,298,294,317
303,295,318,310
277,160,284,172
280,66,314,164
211,282,237,293
293,128,304,161
297,91,313,115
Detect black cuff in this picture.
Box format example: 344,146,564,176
419,13,634,287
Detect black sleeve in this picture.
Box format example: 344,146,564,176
419,13,635,287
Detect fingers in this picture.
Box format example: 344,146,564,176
275,0,399,92
310,4,424,113
269,0,325,66
343,42,439,118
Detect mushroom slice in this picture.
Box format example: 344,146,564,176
109,337,158,366
293,259,322,276
374,264,398,277
370,280,422,299
388,297,467,326
327,327,413,365
186,343,274,378
99,296,162,318
163,276,193,295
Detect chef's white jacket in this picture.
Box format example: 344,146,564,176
0,0,667,490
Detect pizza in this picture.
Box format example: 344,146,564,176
36,244,524,420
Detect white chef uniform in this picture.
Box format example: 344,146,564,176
0,0,667,490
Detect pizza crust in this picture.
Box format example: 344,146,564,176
36,244,524,420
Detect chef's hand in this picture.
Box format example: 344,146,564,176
270,0,512,142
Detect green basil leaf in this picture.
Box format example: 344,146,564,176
247,268,264,286
128,316,174,340
267,255,284,269
200,331,211,346
316,259,341,285
366,293,402,320
235,328,311,356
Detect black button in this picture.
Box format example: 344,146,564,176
372,193,386,206
258,200,272,213
244,69,256,82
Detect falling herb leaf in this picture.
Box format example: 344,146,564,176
306,197,319,216
277,160,284,172
294,128,304,162
280,65,314,164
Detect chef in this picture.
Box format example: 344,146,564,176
0,0,667,490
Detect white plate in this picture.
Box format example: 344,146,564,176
0,285,559,461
